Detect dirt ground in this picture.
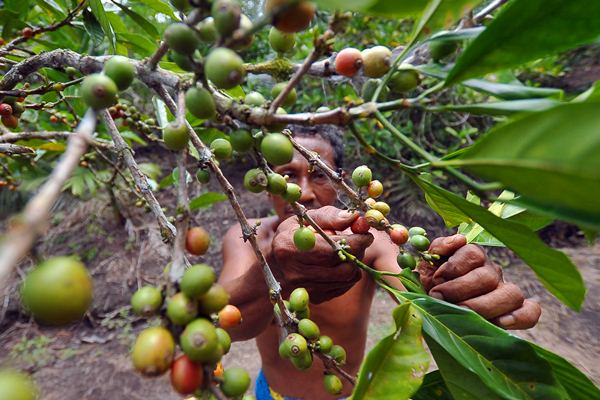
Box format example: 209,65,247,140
1,172,599,398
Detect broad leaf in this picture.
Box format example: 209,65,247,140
88,0,116,52
428,98,560,116
413,178,585,310
412,370,454,400
440,102,600,231
82,10,105,48
427,27,484,43
189,192,228,210
396,292,570,400
352,303,429,399
111,1,159,39
446,0,600,84
136,0,178,19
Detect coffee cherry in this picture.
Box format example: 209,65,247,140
0,115,16,129
0,103,13,117
216,327,232,354
210,138,233,160
12,102,25,116
221,367,250,397
265,0,315,33
351,216,370,234
186,227,210,255
295,307,310,320
266,173,287,195
132,327,175,376
163,123,189,151
367,180,383,198
244,91,266,106
290,350,313,370
172,51,195,72
329,344,346,365
389,224,409,245
65,66,79,77
364,198,376,207
185,87,216,119
397,252,416,269
323,374,343,395
170,0,191,12
80,74,118,110
205,47,245,89
244,168,268,193
389,65,420,93
429,40,457,62
232,14,254,51
211,0,241,37
198,283,229,314
218,304,242,328
273,299,290,321
271,82,297,108
260,132,293,165
196,169,210,183
279,340,291,359
269,27,295,53
410,234,430,252
196,17,218,43
283,333,308,357
289,287,309,312
164,23,200,55
293,227,316,252
228,130,252,153
372,201,390,216
22,27,34,38
180,264,215,299
49,115,59,123
364,209,385,228
282,182,302,202
0,369,38,400
351,165,372,187
104,56,135,91
335,48,363,77
298,318,320,340
361,46,392,78
318,335,333,353
131,286,163,316
170,355,203,395
167,292,198,325
408,226,426,237
180,318,219,362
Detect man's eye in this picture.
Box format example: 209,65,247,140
312,171,328,181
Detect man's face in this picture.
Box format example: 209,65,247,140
271,135,338,221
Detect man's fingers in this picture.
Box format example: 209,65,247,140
493,299,542,330
335,233,374,257
306,206,358,231
459,282,525,320
417,260,437,292
429,264,501,303
428,234,467,258
432,244,487,285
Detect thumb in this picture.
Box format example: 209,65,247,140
306,206,358,232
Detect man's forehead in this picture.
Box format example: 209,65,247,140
293,135,337,168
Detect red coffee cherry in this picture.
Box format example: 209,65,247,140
335,48,363,77
351,216,370,234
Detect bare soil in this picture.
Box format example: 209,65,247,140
1,168,598,399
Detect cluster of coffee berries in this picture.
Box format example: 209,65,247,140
349,165,392,232
80,56,135,110
276,288,346,395
130,263,249,397
0,96,25,129
396,226,434,269
0,368,39,400
108,103,156,135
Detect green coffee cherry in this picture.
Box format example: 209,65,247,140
410,234,430,252
290,351,313,370
293,227,316,252
323,374,343,395
166,292,198,325
269,27,295,53
283,333,308,357
282,183,302,202
298,318,320,340
289,287,309,312
210,138,233,160
230,129,254,152
271,82,297,108
221,367,250,397
244,168,268,193
351,165,372,187
318,335,333,353
185,87,216,119
244,91,266,106
180,264,215,299
216,327,232,354
196,169,210,184
397,252,417,270
329,344,346,365
408,226,426,237
266,173,287,195
131,286,162,316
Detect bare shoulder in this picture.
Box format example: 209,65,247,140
364,227,399,268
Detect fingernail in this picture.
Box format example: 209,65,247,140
430,291,444,301
498,315,515,327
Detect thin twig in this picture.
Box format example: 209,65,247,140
0,109,96,293
146,42,169,70
0,131,113,149
0,143,35,155
100,110,177,242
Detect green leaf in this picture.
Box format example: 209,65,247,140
427,27,484,43
418,174,471,228
418,64,564,100
34,0,67,19
88,0,116,52
412,371,454,400
189,192,228,210
416,0,482,39
136,0,178,19
120,130,147,146
82,9,105,48
412,178,586,310
138,163,161,181
396,292,570,400
572,80,600,103
428,98,560,116
439,102,600,230
118,32,156,56
446,0,600,85
352,303,429,399
5,0,30,20
111,1,159,39
532,344,600,400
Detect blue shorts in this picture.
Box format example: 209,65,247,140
255,369,346,400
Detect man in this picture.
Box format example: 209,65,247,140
219,125,541,400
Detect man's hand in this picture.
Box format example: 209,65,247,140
418,234,541,330
270,206,373,303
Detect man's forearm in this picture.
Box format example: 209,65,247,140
219,261,275,342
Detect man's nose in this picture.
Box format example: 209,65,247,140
298,176,316,203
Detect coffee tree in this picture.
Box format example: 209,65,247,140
0,0,599,399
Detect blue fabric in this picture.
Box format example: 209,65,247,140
255,369,273,400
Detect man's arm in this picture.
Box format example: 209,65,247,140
369,231,541,330
218,222,274,342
